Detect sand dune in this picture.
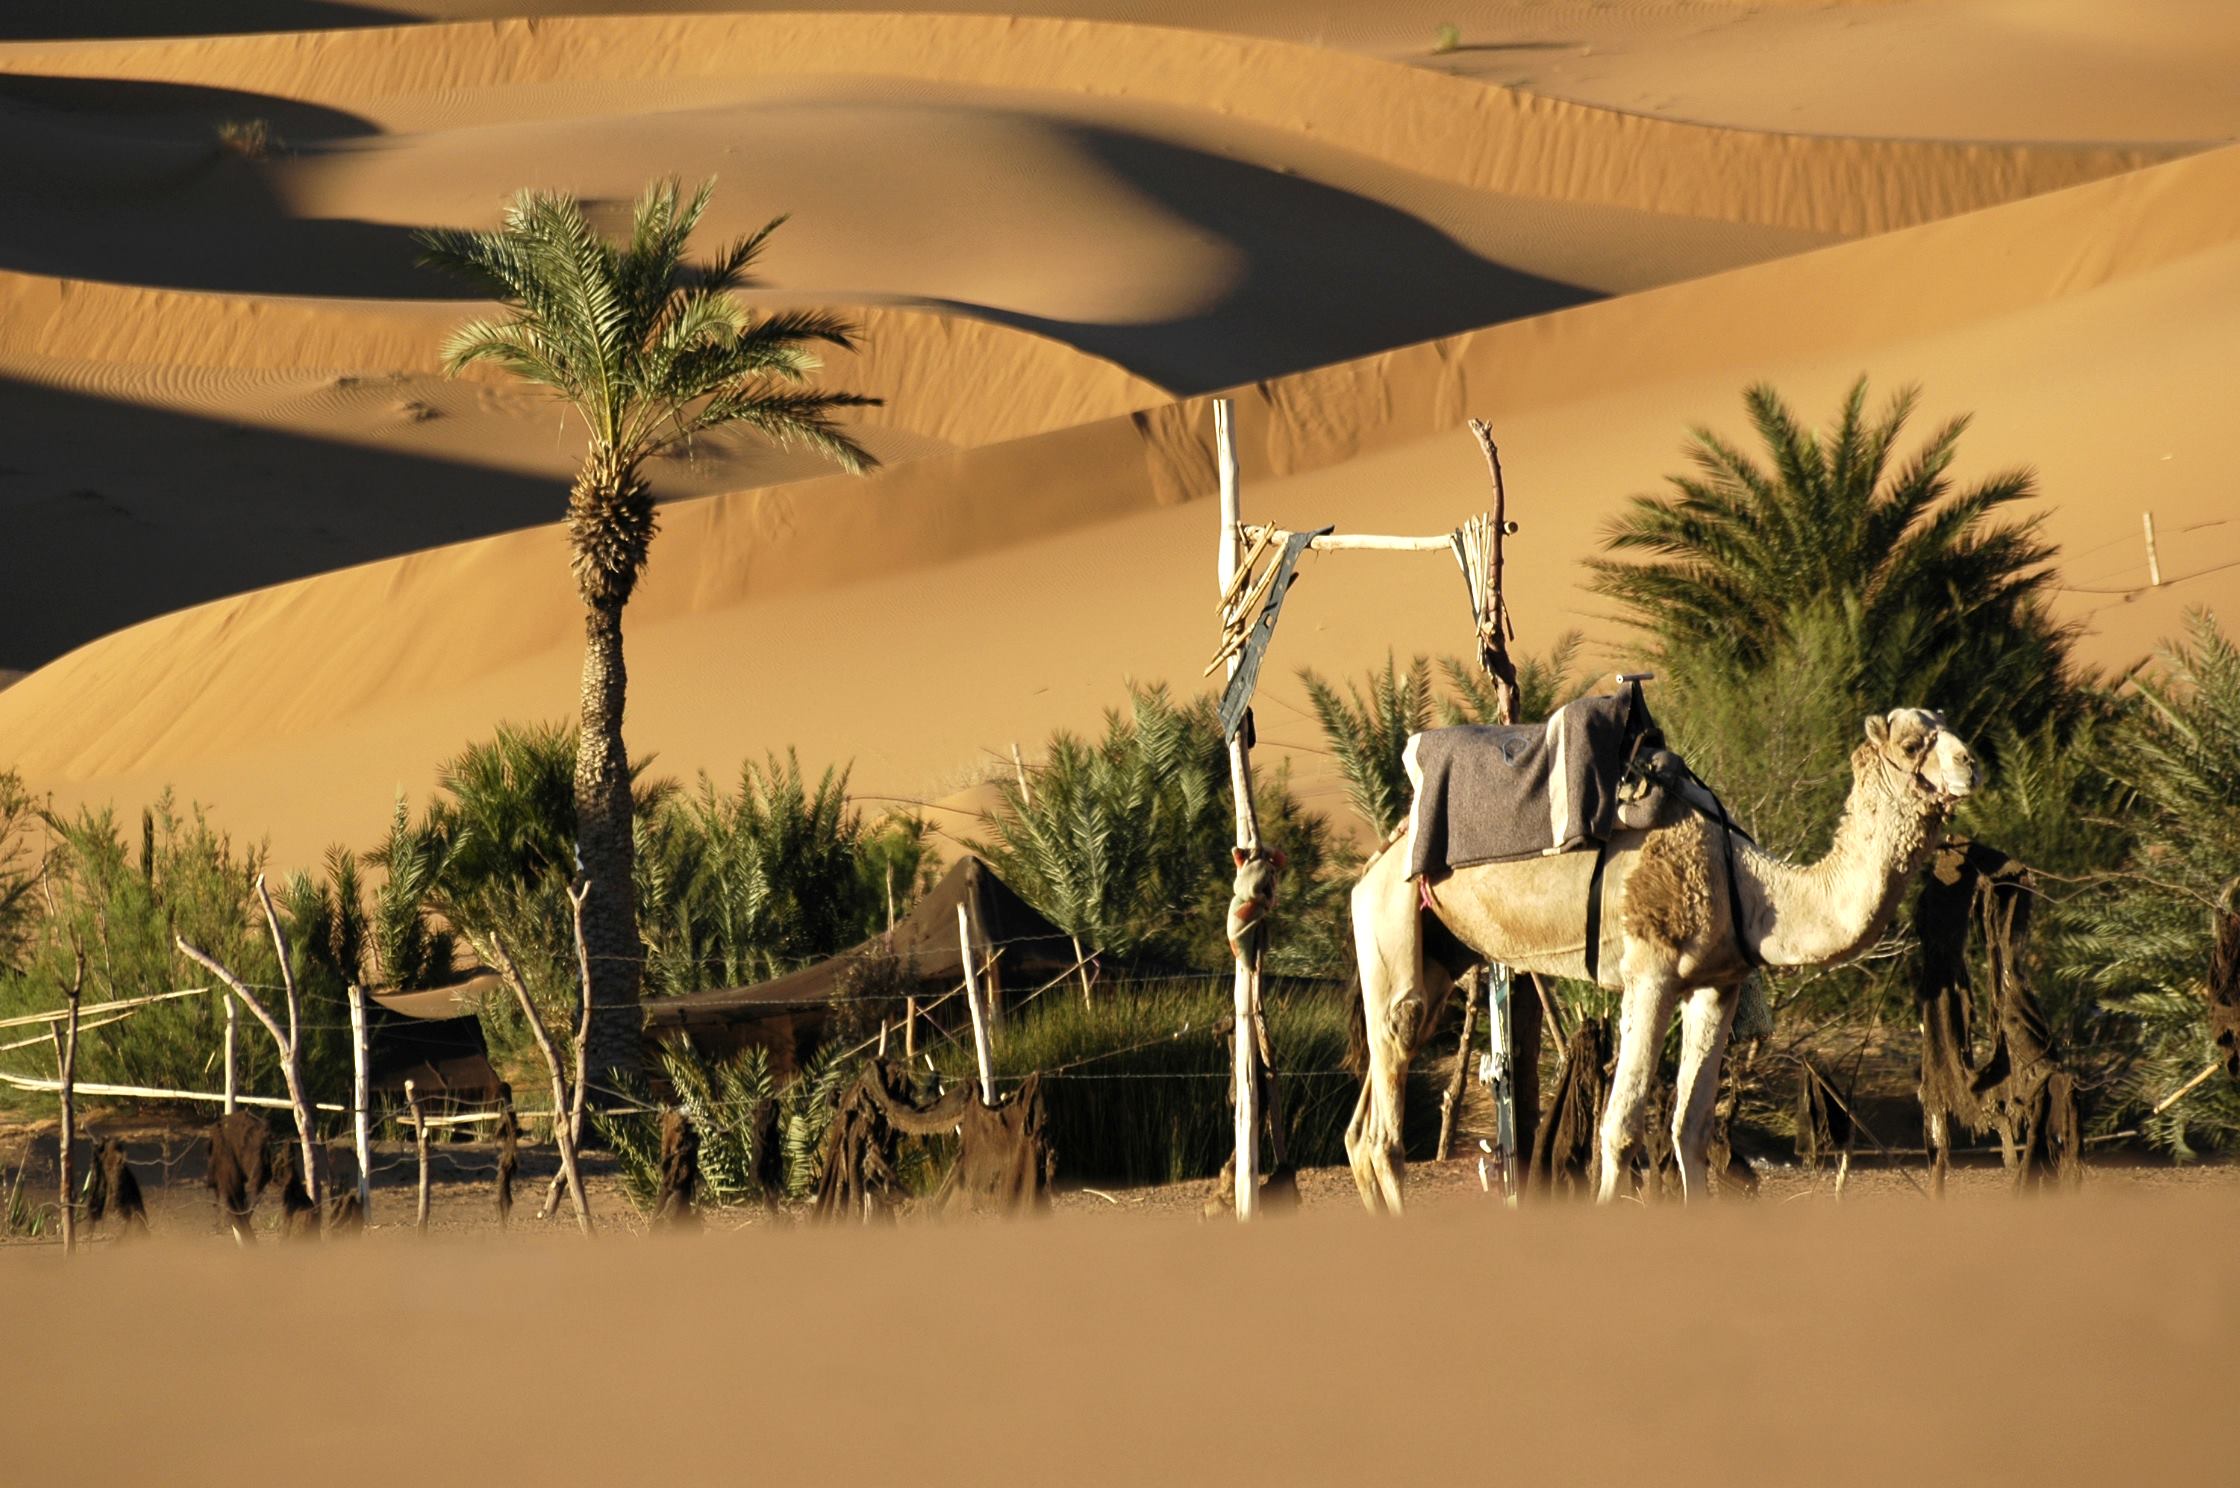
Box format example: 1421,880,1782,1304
6,137,2236,864
2,4,2238,865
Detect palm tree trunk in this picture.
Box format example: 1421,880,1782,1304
575,592,642,1086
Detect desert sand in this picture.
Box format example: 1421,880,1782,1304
2,1180,2234,1485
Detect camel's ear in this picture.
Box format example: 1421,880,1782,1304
1863,714,1891,749
1233,847,1249,868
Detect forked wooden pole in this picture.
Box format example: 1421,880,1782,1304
405,1078,431,1232
1215,397,1262,1220
482,931,591,1235
221,990,238,1116
54,952,84,1256
959,905,995,1103
347,984,373,1218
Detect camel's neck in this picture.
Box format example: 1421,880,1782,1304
1734,749,1945,968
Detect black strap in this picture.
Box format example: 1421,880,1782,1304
1583,839,1610,985
1714,800,1762,969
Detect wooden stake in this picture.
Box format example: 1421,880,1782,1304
54,951,84,1256
2143,510,2163,587
405,1078,431,1232
959,905,995,1104
1435,970,1479,1162
482,930,591,1235
536,879,601,1225
1215,396,1262,1221
221,988,237,1116
179,914,320,1225
347,983,373,1218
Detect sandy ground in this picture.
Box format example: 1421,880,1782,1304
1,1134,2233,1486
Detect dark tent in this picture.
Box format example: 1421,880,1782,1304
368,975,502,1104
642,856,1085,1067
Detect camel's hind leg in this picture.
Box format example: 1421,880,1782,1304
1596,941,1682,1203
1346,843,1435,1215
1670,984,1739,1201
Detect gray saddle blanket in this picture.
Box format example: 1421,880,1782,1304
1404,691,1651,878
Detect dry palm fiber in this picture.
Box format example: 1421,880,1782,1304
1911,840,2080,1191
1529,1015,1610,1197
205,1111,270,1239
493,1081,521,1226
811,1059,1054,1222
272,1140,320,1239
1792,1059,1853,1170
2211,881,2240,1081
85,1137,148,1235
654,1108,701,1230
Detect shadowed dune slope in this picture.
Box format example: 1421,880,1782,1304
5,142,2236,864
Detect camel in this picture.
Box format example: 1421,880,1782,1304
1345,707,1980,1211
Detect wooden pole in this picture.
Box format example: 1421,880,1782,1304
1215,396,1261,1220
54,952,84,1255
405,1078,431,1232
178,925,320,1222
221,989,237,1116
2143,510,2163,587
347,983,373,1218
0,1071,343,1110
482,931,591,1235
959,905,995,1104
536,879,601,1224
254,875,321,1218
1435,970,1479,1162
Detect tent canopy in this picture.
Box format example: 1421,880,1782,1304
643,856,1081,1037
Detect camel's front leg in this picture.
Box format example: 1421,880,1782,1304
1670,984,1740,1201
1597,951,1680,1203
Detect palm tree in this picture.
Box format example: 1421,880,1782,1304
419,179,879,1077
1298,654,1433,838
1588,377,2073,746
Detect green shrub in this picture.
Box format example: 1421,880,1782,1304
0,797,360,1111
2058,612,2240,1154
596,1039,864,1211
932,979,1435,1185
977,685,1343,974
1431,23,1462,55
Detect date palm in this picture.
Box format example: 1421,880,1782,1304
1588,377,2071,745
419,178,879,1078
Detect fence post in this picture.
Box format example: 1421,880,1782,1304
221,989,237,1116
53,953,85,1255
1435,970,1480,1161
347,984,373,1218
406,1078,430,1233
1214,397,1262,1220
959,905,995,1104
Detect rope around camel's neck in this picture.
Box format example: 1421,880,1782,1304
1734,747,1946,968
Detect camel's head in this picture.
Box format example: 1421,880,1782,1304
1863,709,1981,809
